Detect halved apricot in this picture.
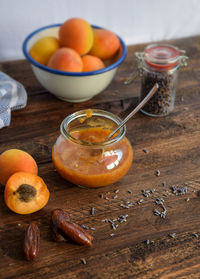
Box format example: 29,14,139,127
4,172,50,214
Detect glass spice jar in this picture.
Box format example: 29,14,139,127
52,109,133,188
135,44,188,117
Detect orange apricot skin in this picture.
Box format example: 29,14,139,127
47,48,83,72
4,172,50,214
81,55,105,72
0,149,38,186
59,18,94,56
89,28,120,60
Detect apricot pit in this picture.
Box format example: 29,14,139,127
15,184,37,202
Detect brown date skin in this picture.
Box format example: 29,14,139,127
51,209,93,246
24,222,40,260
58,220,93,246
51,209,71,242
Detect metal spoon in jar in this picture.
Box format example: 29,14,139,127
105,83,159,141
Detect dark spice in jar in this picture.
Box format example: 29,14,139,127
140,69,177,116
136,44,188,117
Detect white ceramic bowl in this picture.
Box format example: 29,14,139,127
23,24,127,103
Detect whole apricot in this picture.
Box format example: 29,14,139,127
4,172,50,214
107,43,123,65
89,28,120,60
29,36,60,65
0,149,38,186
59,18,93,55
47,48,83,72
81,55,105,72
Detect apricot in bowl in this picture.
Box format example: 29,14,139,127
23,23,127,103
59,18,94,56
4,172,50,214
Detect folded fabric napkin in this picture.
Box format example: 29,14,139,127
0,72,27,128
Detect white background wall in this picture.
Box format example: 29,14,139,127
1,0,200,62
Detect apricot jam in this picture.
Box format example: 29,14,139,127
52,109,133,188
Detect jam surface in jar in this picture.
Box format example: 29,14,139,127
52,127,133,188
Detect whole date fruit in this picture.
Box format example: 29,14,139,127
24,222,40,260
51,208,93,246
51,208,71,242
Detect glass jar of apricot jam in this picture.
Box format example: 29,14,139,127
52,109,133,188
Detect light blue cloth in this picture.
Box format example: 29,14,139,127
0,72,27,128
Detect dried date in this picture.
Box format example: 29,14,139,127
24,222,40,260
51,209,70,242
51,209,93,246
58,220,93,246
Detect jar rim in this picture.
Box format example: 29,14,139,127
144,43,181,70
60,109,126,147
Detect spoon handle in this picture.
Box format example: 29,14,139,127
106,83,159,141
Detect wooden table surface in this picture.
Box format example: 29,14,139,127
0,35,200,279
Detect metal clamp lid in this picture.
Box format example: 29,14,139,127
135,44,188,72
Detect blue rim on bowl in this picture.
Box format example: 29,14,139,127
22,23,127,76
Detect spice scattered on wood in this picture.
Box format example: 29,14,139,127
155,170,161,177
114,189,119,194
153,209,161,216
171,185,188,195
99,193,104,199
153,198,167,218
91,207,95,216
142,189,155,197
193,233,199,238
145,239,154,245
143,148,148,153
120,201,134,208
169,233,176,238
103,214,129,231
156,197,164,204
81,224,89,230
102,219,109,223
137,199,144,205
81,258,87,265
164,191,170,197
